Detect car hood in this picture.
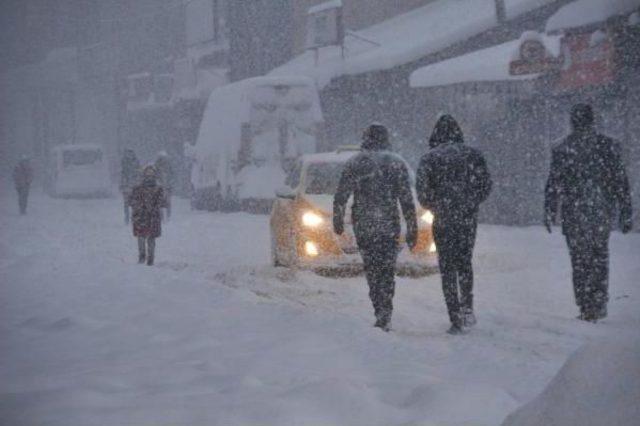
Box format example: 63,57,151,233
302,193,354,223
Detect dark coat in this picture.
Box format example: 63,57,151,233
120,151,140,193
415,115,492,224
333,140,417,249
13,160,34,191
129,180,167,238
544,129,632,236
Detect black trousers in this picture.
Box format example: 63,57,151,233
433,219,477,324
17,187,29,215
138,237,156,262
123,193,131,224
359,237,399,324
565,232,609,315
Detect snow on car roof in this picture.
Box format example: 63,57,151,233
302,150,360,165
410,33,561,88
194,75,322,160
546,0,640,33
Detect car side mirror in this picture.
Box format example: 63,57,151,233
275,187,296,200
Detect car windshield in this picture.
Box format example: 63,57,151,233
305,162,345,195
63,149,102,167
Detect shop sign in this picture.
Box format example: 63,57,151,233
509,39,560,75
557,31,616,90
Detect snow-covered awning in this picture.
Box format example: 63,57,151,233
546,0,640,33
409,33,561,89
270,0,557,89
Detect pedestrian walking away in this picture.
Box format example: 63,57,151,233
416,115,492,335
120,149,141,224
129,165,168,266
334,123,418,331
155,151,175,220
13,156,34,215
544,104,633,323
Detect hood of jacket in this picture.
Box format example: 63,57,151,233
428,114,464,148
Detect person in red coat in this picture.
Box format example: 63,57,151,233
129,165,168,265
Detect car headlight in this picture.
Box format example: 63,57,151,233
421,210,434,225
302,211,324,227
305,241,319,257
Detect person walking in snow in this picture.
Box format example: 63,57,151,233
544,104,633,322
13,156,34,215
120,148,140,224
333,123,418,331
129,165,168,266
416,115,492,334
155,151,175,220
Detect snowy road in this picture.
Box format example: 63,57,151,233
1,188,639,425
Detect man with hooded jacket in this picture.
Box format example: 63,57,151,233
544,104,632,322
416,115,492,334
333,123,418,331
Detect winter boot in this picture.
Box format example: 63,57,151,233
146,255,154,266
462,307,477,327
374,313,391,332
446,313,465,335
138,254,146,264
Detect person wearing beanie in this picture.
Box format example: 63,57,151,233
128,165,168,266
545,104,633,322
416,115,492,335
333,123,418,331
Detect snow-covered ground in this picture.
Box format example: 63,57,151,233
1,188,639,425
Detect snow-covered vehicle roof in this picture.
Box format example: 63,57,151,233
270,0,557,89
546,0,640,33
194,75,323,161
409,32,561,88
301,149,360,165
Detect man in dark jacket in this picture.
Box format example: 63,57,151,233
13,157,34,215
120,149,140,224
129,165,168,266
333,124,418,331
416,115,492,334
544,104,632,322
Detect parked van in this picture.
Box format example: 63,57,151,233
190,76,324,212
49,144,111,198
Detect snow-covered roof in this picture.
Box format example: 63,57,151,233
271,0,559,89
308,0,342,15
546,0,640,33
409,33,561,89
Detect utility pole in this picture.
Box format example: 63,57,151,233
495,0,506,23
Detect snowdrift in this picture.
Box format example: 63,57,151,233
502,337,640,426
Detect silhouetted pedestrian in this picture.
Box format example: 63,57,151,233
13,157,34,215
416,115,492,334
545,104,633,322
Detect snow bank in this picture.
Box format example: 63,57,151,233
410,33,561,88
502,338,640,426
546,0,640,32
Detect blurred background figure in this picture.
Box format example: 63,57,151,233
154,151,174,220
13,156,34,215
120,149,140,224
